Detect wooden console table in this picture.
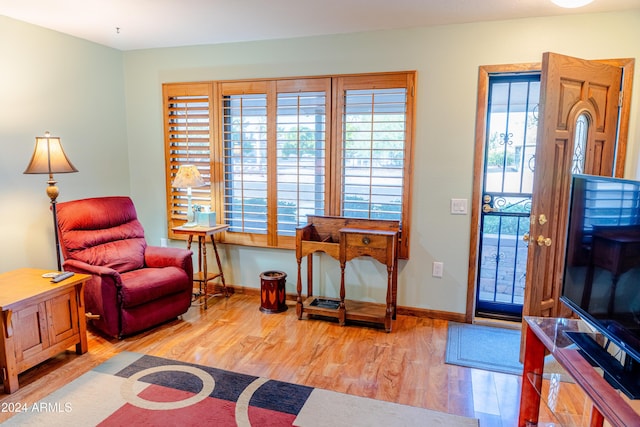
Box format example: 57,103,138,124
295,216,399,332
172,224,229,309
519,316,640,427
0,268,90,394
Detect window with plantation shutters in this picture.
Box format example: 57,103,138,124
276,79,329,236
334,73,415,258
222,92,268,234
163,72,414,258
163,83,213,237
340,87,406,221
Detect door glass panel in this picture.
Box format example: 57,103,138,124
477,74,540,319
572,113,589,174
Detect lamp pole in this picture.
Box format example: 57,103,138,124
23,132,78,272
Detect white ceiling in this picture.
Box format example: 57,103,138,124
1,0,639,51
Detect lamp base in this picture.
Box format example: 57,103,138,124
182,222,199,228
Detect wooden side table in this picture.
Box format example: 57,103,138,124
340,228,398,332
0,268,90,393
295,216,400,332
172,224,229,309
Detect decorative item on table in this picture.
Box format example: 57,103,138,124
23,131,78,271
196,205,216,227
172,165,204,227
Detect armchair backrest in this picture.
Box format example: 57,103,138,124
56,196,147,273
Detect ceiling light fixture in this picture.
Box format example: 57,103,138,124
551,0,594,8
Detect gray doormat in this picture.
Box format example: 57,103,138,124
446,322,572,381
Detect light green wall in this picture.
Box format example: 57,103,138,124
0,16,130,273
2,10,639,316
123,10,640,315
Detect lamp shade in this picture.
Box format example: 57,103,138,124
172,164,205,188
24,133,78,175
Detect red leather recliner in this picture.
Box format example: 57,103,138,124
56,196,193,338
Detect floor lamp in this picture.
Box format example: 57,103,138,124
24,131,78,271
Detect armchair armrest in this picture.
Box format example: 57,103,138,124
63,258,122,338
63,259,121,283
145,246,193,271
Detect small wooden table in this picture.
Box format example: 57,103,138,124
0,268,90,394
172,224,229,309
295,216,399,332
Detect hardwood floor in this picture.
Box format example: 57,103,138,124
0,294,589,425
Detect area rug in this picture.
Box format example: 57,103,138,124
5,352,478,426
445,322,572,381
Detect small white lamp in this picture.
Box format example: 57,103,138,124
172,164,205,227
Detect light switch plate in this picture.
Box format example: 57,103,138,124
432,261,444,278
451,198,468,215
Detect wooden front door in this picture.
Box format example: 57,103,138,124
522,52,623,322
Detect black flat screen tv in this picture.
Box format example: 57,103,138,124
561,174,640,398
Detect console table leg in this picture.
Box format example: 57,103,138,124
385,265,393,332
392,259,398,320
306,254,313,297
518,323,545,427
296,257,303,319
338,262,346,326
589,406,604,427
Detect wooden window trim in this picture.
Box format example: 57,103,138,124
163,71,416,259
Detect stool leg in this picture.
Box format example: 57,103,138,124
201,236,208,309
186,235,197,303
210,235,227,297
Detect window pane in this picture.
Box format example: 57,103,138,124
573,113,589,174
485,78,539,194
342,88,406,221
167,94,212,220
277,91,326,236
223,94,268,233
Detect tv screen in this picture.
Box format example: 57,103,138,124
561,174,640,386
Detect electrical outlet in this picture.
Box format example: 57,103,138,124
432,261,444,278
160,238,168,247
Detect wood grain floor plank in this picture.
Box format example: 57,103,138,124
0,294,587,424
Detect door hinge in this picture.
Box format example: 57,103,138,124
619,91,623,107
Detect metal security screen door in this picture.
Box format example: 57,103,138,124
476,73,540,320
